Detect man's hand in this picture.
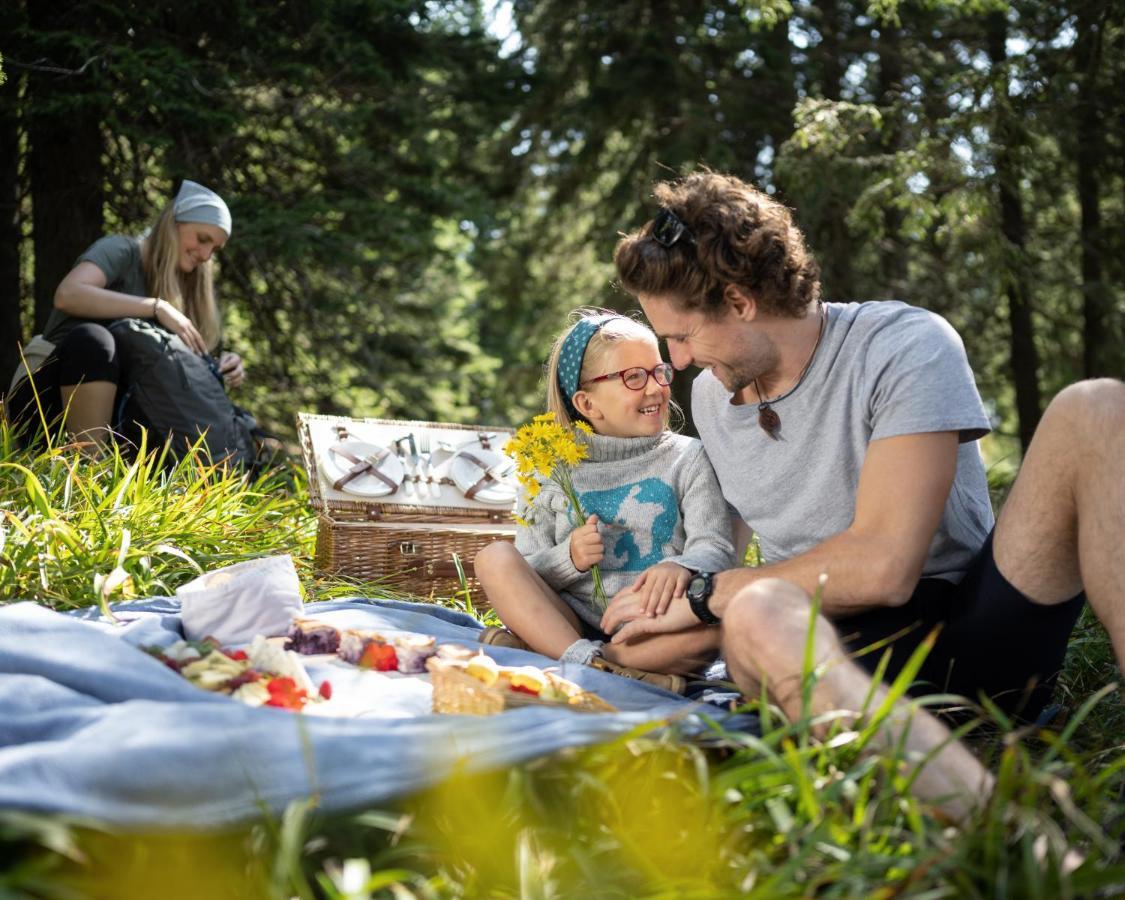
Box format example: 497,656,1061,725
600,591,701,643
626,561,691,617
218,351,245,389
569,515,604,572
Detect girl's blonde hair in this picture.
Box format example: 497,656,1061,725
545,308,676,429
141,205,222,351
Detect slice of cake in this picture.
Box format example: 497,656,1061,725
285,618,341,655
393,634,437,674
338,629,391,666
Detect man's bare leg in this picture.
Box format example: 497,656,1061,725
722,578,994,821
992,379,1125,666
59,380,116,450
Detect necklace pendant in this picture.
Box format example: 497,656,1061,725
758,403,781,439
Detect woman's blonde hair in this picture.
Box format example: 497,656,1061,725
545,308,676,430
142,205,221,351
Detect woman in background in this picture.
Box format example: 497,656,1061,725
7,180,243,449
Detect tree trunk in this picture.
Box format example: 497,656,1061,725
987,12,1041,451
0,2,26,391
878,23,906,299
760,10,797,171
25,1,106,332
1074,3,1109,378
0,76,24,393
811,0,855,300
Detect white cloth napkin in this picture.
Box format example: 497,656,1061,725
178,555,303,645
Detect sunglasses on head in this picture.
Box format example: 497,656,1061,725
651,207,696,248
582,363,675,391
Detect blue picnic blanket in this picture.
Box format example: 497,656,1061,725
0,597,711,829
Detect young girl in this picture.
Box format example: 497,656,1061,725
474,310,735,693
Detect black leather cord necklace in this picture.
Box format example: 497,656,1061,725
753,305,827,440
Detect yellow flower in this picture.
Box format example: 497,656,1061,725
559,441,583,467
504,410,608,611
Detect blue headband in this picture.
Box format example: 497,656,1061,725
558,314,618,419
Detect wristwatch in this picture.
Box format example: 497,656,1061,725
686,570,720,625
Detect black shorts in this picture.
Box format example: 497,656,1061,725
8,322,147,449
833,529,1085,722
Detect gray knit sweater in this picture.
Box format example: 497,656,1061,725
515,431,736,628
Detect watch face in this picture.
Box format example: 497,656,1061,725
687,573,707,600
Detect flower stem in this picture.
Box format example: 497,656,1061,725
557,468,609,611
589,563,608,612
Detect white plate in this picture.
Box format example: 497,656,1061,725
321,440,404,497
450,448,518,504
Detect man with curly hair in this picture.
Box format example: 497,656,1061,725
601,171,1124,809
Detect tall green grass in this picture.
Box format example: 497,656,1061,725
5,688,1122,897
1,420,1122,897
0,426,316,608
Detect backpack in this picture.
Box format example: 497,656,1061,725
109,318,259,469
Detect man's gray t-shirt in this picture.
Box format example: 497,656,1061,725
43,235,147,343
692,301,995,582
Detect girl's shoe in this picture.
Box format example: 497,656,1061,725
588,657,687,695
479,626,531,651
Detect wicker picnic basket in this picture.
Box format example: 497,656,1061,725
298,413,518,602
426,657,617,716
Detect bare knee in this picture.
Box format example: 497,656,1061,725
474,540,522,580
1041,378,1125,440
721,578,817,660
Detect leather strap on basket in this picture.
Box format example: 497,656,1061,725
330,444,398,493
458,451,499,500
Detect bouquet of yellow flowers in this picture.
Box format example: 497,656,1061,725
506,413,608,609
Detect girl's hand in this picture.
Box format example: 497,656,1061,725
601,590,697,643
154,300,207,355
629,562,691,617
218,351,245,389
569,515,604,572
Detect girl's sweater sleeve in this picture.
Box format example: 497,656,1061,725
662,444,737,573
513,488,585,591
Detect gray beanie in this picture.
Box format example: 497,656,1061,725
173,180,232,237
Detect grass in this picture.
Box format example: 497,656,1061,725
0,422,1122,898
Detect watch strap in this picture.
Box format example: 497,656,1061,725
687,570,720,625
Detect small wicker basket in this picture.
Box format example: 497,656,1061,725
427,657,617,716
298,413,518,601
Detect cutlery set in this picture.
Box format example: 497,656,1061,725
395,432,515,495
393,433,445,498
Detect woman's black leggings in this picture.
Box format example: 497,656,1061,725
7,323,123,444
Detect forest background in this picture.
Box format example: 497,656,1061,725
1,0,1122,455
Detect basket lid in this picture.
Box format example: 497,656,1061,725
297,413,518,523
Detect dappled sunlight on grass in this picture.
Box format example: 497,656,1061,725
0,422,315,607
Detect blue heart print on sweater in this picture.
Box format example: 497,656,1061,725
578,479,678,571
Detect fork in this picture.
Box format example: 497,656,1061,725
406,433,423,499
418,433,439,498
395,438,416,498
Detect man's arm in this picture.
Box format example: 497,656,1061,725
602,431,959,638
